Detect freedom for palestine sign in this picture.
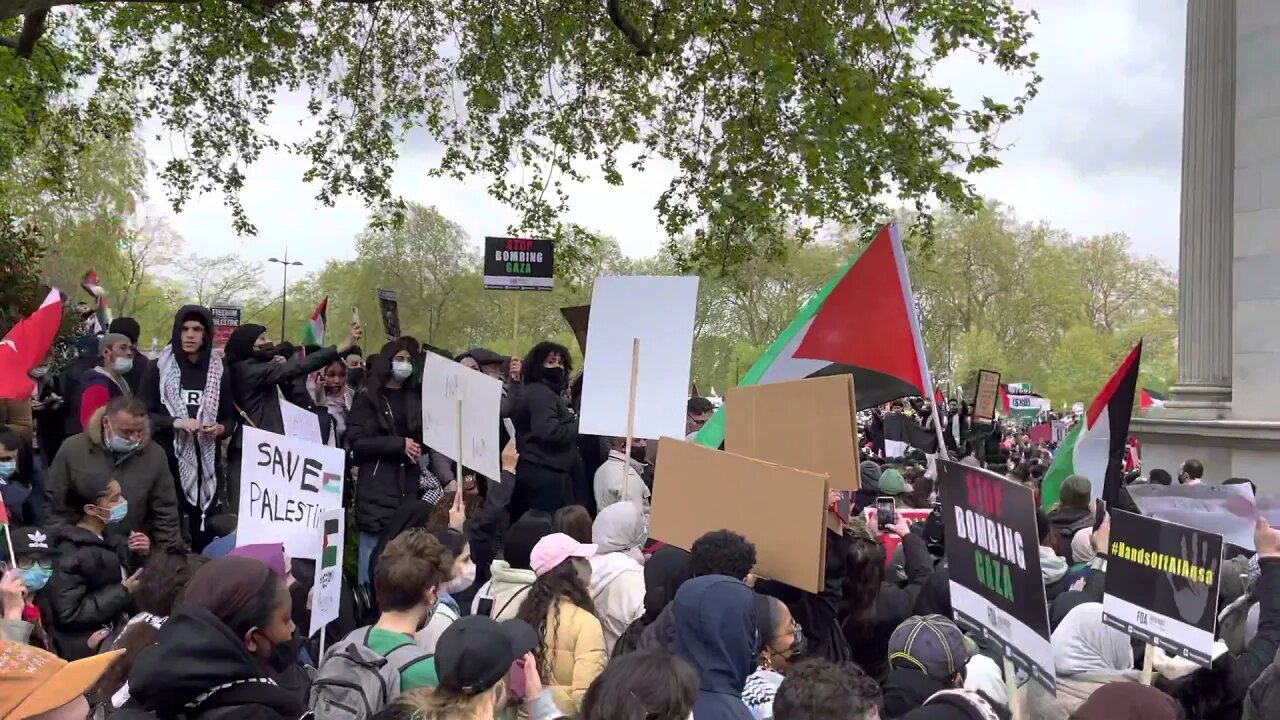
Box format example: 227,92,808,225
484,236,554,291
939,459,1055,692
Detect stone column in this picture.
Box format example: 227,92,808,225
1166,0,1235,414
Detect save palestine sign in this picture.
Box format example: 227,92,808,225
484,236,555,291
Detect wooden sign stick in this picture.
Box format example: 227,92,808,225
623,338,640,502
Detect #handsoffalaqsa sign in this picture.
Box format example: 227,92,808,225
237,426,344,560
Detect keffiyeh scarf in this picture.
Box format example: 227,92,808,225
159,347,222,511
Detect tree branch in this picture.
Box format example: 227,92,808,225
605,0,655,57
14,8,48,58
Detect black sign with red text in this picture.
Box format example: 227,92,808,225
484,236,554,291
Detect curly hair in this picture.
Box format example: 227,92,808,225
135,551,207,617
690,530,756,580
514,560,595,679
774,659,882,720
376,528,455,612
523,341,573,385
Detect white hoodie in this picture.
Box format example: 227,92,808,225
470,560,538,621
589,552,645,655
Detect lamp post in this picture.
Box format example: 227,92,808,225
267,250,303,341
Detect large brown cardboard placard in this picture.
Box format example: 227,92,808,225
973,369,1002,422
724,375,860,491
650,439,829,592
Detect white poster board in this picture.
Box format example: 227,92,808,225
1129,482,1257,550
580,275,700,440
310,507,344,635
237,427,345,559
279,393,323,444
421,353,503,482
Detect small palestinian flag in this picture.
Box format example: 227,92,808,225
1041,342,1143,510
322,518,340,568
1140,387,1165,413
302,297,328,347
80,269,112,333
998,385,1011,416
322,472,341,494
0,497,9,527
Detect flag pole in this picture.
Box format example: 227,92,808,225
2,523,15,570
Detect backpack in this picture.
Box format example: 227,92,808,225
310,626,433,720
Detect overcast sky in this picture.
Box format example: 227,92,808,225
141,0,1187,275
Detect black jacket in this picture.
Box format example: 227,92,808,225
127,605,310,720
223,323,339,437
882,668,951,718
845,532,933,680
122,353,151,396
512,380,578,472
346,386,423,534
41,525,136,660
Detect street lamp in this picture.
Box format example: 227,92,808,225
267,250,303,341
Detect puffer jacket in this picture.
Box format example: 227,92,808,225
41,525,136,660
46,405,182,550
588,552,644,656
538,599,607,715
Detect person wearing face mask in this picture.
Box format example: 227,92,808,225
593,435,651,517
75,332,135,432
109,317,152,395
46,396,182,550
316,357,351,443
743,596,805,720
139,305,239,552
125,556,307,719
315,529,451,705
0,427,42,526
515,533,607,715
0,525,57,648
344,345,366,390
509,342,579,524
43,475,144,661
348,340,442,585
415,526,475,652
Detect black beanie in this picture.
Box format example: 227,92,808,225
109,317,142,345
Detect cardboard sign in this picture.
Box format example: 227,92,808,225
938,459,1055,692
210,305,241,349
484,236,554,291
973,369,1001,422
649,439,828,592
310,507,345,635
279,395,323,445
378,288,400,341
1128,483,1257,550
421,353,504,482
560,305,591,354
725,375,860,491
580,276,700,441
1102,510,1222,666
237,427,345,559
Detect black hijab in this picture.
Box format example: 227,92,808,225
224,324,268,365
642,546,693,623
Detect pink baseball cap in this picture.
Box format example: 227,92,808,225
531,533,597,576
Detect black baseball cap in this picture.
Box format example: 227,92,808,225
4,526,55,563
435,616,539,695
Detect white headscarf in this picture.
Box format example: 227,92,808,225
1052,603,1133,675
592,502,647,564
1071,528,1096,565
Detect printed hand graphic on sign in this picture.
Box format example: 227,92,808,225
1166,532,1216,624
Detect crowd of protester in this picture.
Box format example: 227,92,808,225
2,304,1279,720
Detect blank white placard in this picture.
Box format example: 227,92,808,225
580,275,700,440
421,352,504,481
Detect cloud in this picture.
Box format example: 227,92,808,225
143,0,1183,272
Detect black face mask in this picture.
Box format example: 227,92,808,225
629,446,647,465
264,635,303,674
347,368,366,387
543,366,567,388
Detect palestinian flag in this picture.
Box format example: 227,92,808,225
322,517,340,568
998,385,1011,416
1041,342,1143,510
1140,387,1165,413
79,270,111,333
302,297,328,347
695,223,933,448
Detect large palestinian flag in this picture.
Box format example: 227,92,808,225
695,223,933,448
1041,342,1143,510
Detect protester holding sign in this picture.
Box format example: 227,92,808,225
1026,603,1139,719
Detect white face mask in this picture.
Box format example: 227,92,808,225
444,561,476,594
391,361,413,380
113,356,133,374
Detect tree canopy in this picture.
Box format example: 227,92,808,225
2,0,1041,273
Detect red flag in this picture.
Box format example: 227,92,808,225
0,496,9,526
998,385,1011,415
933,388,945,406
0,289,63,400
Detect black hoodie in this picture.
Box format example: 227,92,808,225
127,605,308,720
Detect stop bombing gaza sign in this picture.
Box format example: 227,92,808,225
484,236,554,291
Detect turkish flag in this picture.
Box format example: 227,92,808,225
0,289,64,400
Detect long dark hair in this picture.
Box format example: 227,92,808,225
580,650,699,720
515,560,595,679
839,539,884,640
365,339,413,394
523,341,573,386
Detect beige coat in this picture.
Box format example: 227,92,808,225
540,599,607,716
1024,672,1143,720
